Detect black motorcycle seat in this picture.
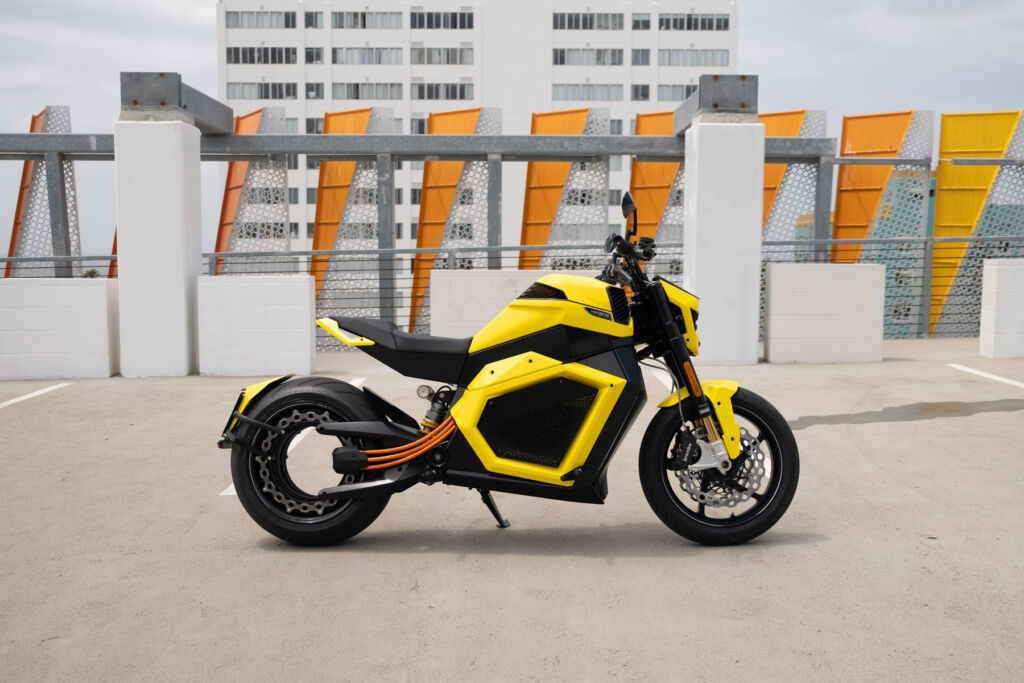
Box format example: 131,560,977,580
329,316,471,384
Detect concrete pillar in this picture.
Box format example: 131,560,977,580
682,117,765,364
114,119,201,376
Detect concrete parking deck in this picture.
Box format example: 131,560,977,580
1,338,1022,680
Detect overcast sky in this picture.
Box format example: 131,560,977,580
1,0,1022,256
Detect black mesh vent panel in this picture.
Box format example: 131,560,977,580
607,287,630,324
518,283,567,301
477,378,597,468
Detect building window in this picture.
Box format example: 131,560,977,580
610,119,623,135
552,48,623,66
305,83,323,100
552,84,623,101
411,222,418,239
305,47,323,64
307,188,317,204
306,156,320,170
288,188,298,205
289,222,299,238
307,223,315,238
305,12,322,29
411,11,474,29
306,118,323,134
225,47,297,65
658,13,729,31
226,82,297,100
285,118,298,134
411,189,421,205
286,154,298,170
632,49,650,66
658,49,730,67
332,82,403,100
396,223,403,240
631,84,650,101
411,118,426,135
609,155,622,171
609,189,622,206
332,47,403,65
632,13,650,30
331,12,402,29
225,11,296,29
394,188,403,205
410,83,474,100
410,47,474,65
552,13,624,30
657,84,699,101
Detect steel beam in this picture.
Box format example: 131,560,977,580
813,156,835,263
375,153,396,323
0,132,837,163
674,74,759,136
43,152,72,277
949,158,1024,166
486,153,502,269
120,72,233,134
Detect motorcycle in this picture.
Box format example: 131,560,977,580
219,192,799,546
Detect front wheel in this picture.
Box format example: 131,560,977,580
639,387,799,545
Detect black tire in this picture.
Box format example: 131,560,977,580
639,387,799,546
230,376,390,546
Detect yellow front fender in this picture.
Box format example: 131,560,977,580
658,380,742,459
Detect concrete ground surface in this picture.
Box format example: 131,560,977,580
1,337,1023,681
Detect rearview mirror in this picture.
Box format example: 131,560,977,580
620,191,636,219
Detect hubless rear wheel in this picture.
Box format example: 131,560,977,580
230,377,389,546
639,387,799,545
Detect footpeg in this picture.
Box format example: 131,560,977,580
478,490,510,529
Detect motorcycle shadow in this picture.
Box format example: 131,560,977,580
258,524,826,557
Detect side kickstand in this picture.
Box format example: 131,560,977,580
478,489,510,529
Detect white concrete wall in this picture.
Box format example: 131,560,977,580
115,119,202,377
980,258,1024,359
430,270,581,338
198,275,315,375
0,279,119,378
683,117,765,364
765,263,885,363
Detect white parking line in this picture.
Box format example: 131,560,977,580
220,484,235,496
350,377,366,388
947,364,1024,391
0,383,71,410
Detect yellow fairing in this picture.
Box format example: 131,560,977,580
316,317,375,346
658,380,741,459
660,279,700,356
469,274,632,353
450,352,626,486
226,374,293,433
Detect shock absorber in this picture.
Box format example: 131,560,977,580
417,385,454,434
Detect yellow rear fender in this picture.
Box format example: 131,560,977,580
658,380,741,459
222,374,294,438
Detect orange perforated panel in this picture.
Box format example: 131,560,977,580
831,111,914,263
519,108,591,269
628,112,678,243
214,109,263,275
408,108,482,331
930,110,1021,332
108,232,117,278
311,108,374,298
5,109,45,278
759,110,807,230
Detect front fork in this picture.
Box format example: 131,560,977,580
646,281,732,472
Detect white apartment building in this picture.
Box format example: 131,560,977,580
215,0,738,252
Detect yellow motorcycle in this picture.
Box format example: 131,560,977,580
219,193,799,546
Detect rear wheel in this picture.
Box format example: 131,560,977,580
639,387,799,545
230,377,390,546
